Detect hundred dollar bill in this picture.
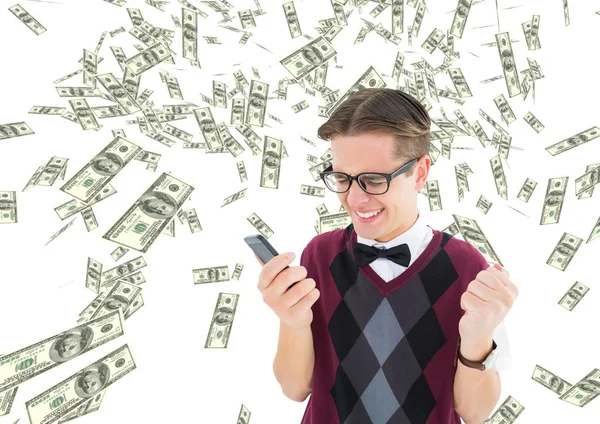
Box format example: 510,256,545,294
283,1,302,38
516,178,537,202
45,217,77,246
0,191,17,224
301,184,325,197
328,66,385,115
193,266,229,284
184,208,202,232
545,126,600,156
110,246,129,261
332,0,347,25
587,216,600,243
319,211,351,233
237,404,251,423
101,256,146,285
124,42,171,76
391,0,403,34
246,80,269,126
453,215,502,265
494,94,516,125
558,281,590,311
85,257,103,293
558,369,600,406
205,293,239,348
0,385,18,416
476,195,492,214
495,32,521,97
95,73,141,114
482,395,524,423
280,36,336,80
124,291,144,319
216,123,244,156
316,203,329,215
442,222,460,236
25,344,135,424
82,49,98,88
81,207,98,232
546,232,582,271
29,106,66,115
449,0,472,38
78,293,108,322
260,136,283,189
231,99,245,125
292,100,309,113
309,160,332,181
577,162,599,199
55,184,116,220
523,112,544,133
540,177,568,225
532,364,572,395
490,155,508,200
455,165,469,202
68,99,100,131
410,2,425,36
0,121,34,140
238,9,256,28
574,165,600,196
237,162,248,182
181,8,199,60
222,188,247,207
88,281,142,321
421,28,444,53
57,389,105,423
193,107,222,149
213,81,227,107
8,4,46,35
247,213,274,238
162,72,183,99
0,310,124,392
448,68,472,97
60,137,141,202
425,181,442,211
231,263,244,280
103,173,194,252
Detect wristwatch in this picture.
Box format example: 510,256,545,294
454,337,499,371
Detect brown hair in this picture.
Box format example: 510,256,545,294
317,88,431,176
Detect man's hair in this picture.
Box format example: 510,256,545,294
317,88,431,176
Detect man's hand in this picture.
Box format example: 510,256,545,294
458,264,518,351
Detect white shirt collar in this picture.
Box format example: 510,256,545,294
356,210,429,256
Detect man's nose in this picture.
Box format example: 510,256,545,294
346,180,370,204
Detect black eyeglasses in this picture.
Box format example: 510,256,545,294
319,157,419,195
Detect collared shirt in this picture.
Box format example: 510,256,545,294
356,210,512,372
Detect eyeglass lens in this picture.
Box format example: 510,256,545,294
324,173,388,194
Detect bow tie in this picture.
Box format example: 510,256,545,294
353,242,411,267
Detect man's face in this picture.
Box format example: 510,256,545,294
330,132,429,243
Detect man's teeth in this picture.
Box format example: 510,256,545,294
356,208,383,218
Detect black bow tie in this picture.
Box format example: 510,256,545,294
353,242,411,267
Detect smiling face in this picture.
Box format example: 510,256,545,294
331,132,430,243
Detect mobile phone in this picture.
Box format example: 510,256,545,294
244,234,296,288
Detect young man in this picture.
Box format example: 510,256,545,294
258,88,518,424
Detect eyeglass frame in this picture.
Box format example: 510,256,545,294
319,157,420,195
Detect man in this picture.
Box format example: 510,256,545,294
257,88,518,424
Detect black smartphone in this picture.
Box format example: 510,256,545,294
244,234,296,288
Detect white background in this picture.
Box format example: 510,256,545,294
1,0,599,423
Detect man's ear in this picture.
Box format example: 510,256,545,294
414,155,431,190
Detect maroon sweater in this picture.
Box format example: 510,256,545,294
299,223,488,424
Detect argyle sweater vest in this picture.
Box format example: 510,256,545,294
299,223,489,424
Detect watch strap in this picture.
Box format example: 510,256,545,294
454,337,497,371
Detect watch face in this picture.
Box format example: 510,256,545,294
483,350,499,369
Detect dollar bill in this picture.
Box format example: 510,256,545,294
82,49,98,88
300,185,325,197
540,177,568,225
586,216,600,243
29,106,66,115
60,137,141,202
68,99,101,131
453,215,502,265
95,73,141,114
85,257,103,293
545,127,600,156
205,293,239,348
490,155,508,200
532,364,572,396
558,369,600,406
0,310,124,392
0,122,34,140
523,112,544,133
45,217,77,246
391,52,404,82
328,66,385,115
8,4,46,35
184,208,202,232
222,188,247,207
237,162,248,182
247,213,274,238
216,123,244,157
238,9,256,28
213,81,227,107
575,165,600,196
292,99,309,113
426,181,442,211
442,222,460,236
319,211,351,233
421,28,444,53
57,389,105,423
410,2,425,37
25,344,135,424
558,281,590,311
78,293,108,323
283,1,302,38
81,207,98,232
546,232,582,271
495,32,521,97
476,195,492,214
124,291,144,319
455,165,469,202
110,246,129,261
246,80,269,126
230,98,245,125
482,395,525,423
0,191,17,224
124,42,171,76
101,256,147,285
88,281,141,321
55,184,116,220
193,266,230,284
103,173,194,252
516,178,537,202
449,0,472,38
448,68,472,97
494,94,516,125
280,36,336,80
231,263,244,280
260,136,283,189
0,385,18,416
193,107,222,149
